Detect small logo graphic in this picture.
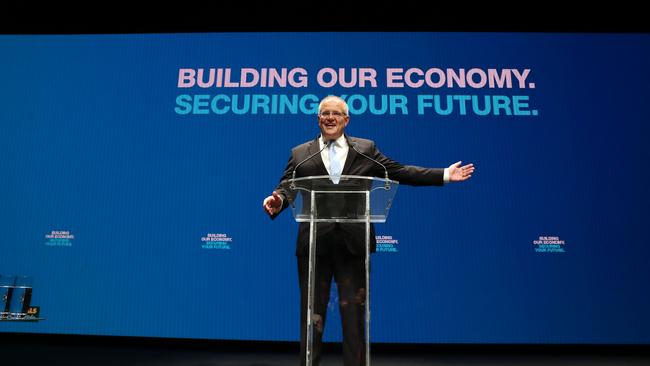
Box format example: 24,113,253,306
376,235,399,253
533,235,566,253
201,233,233,250
45,230,74,247
26,306,40,318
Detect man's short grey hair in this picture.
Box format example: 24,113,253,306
318,95,349,116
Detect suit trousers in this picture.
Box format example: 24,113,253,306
298,234,367,366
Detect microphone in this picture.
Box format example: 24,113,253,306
291,138,332,189
346,137,391,190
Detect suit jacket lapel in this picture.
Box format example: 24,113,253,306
341,135,358,175
306,136,328,175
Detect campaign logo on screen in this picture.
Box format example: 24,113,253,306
533,235,566,253
376,234,399,253
200,233,233,250
44,230,74,247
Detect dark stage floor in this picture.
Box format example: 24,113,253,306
1,335,649,366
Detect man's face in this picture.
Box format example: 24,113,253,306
318,100,349,141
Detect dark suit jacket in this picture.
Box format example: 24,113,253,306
272,135,444,257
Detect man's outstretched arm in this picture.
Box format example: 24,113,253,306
262,152,295,218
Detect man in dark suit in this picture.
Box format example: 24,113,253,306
263,95,474,366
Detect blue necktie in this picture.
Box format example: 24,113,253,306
329,141,342,184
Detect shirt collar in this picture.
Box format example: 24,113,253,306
320,134,348,148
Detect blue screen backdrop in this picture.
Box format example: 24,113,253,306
1,32,649,344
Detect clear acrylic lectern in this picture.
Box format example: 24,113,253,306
280,175,399,366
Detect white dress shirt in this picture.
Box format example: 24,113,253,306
319,134,349,175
